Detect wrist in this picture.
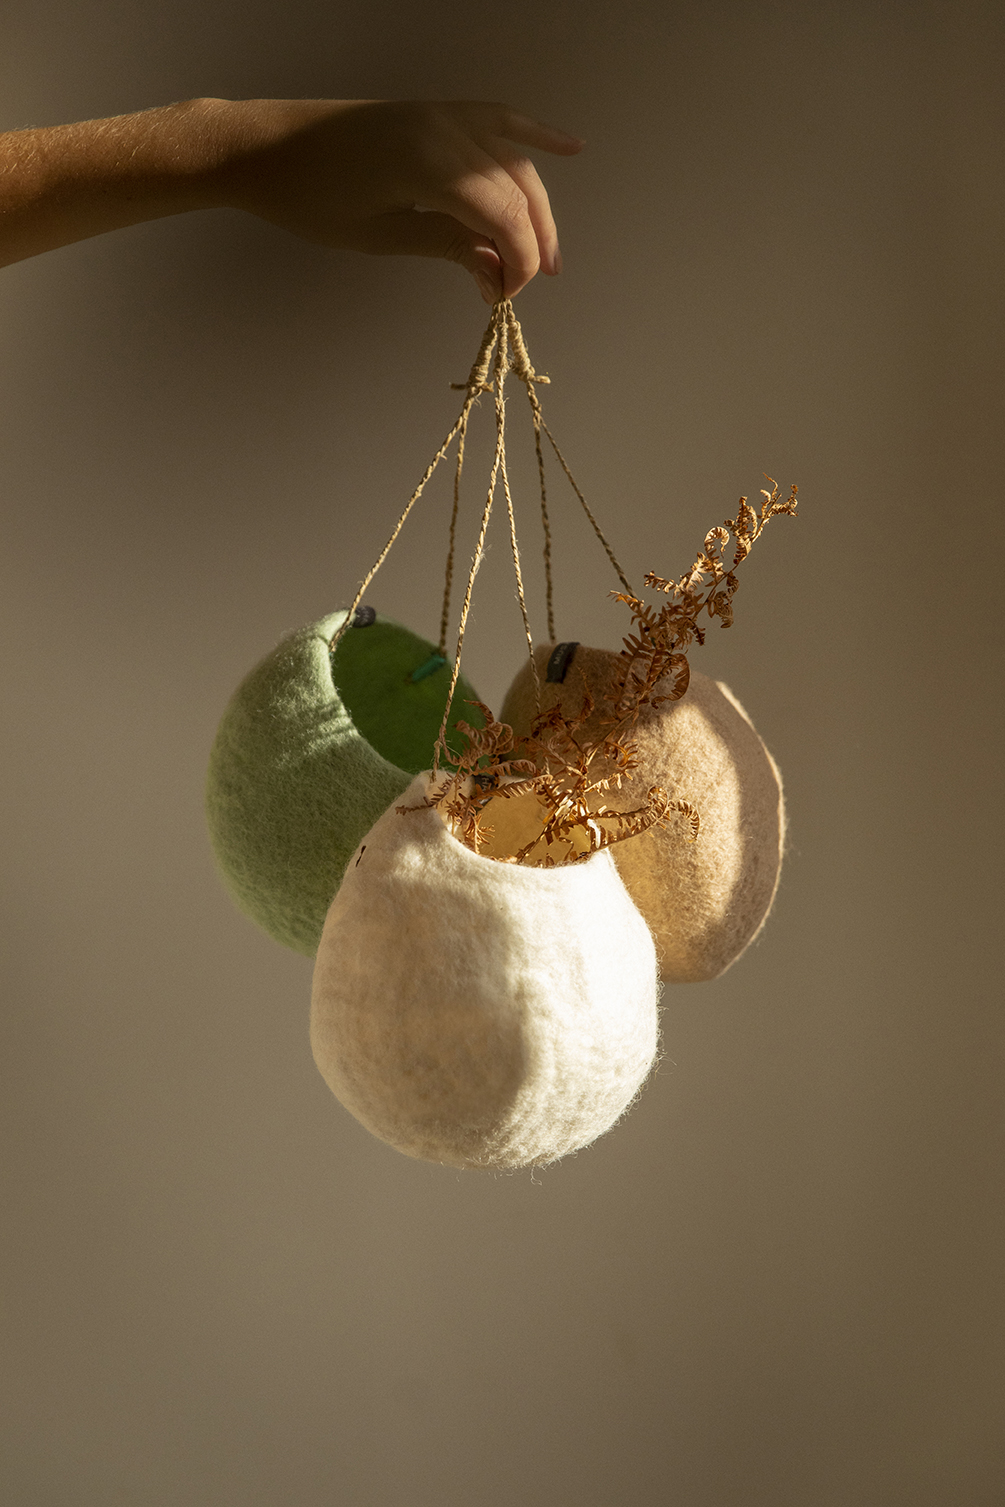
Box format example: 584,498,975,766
201,98,358,215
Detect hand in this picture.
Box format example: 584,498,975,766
0,98,583,297
211,99,584,301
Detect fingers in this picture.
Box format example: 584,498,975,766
491,148,560,278
448,106,579,291
351,208,504,302
375,103,579,296
416,140,567,297
416,174,533,297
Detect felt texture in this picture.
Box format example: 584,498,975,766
310,772,660,1170
205,612,481,956
500,644,785,983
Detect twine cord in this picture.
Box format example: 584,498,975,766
449,307,501,397
328,404,471,659
498,377,542,719
502,302,557,642
329,309,503,660
433,325,510,773
329,297,634,781
541,419,634,597
437,410,468,656
503,298,633,598
531,395,556,642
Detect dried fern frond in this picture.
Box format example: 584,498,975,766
404,479,797,865
608,477,798,729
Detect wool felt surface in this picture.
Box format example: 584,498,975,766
311,772,660,1170
500,645,785,983
205,611,482,956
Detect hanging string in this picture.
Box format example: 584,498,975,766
503,304,556,641
539,419,633,599
327,406,469,658
497,364,542,719
437,410,468,657
432,325,511,773
503,299,634,600
449,303,503,399
328,309,502,660
532,402,556,641
329,297,635,782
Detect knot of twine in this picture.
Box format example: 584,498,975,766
450,306,499,396
503,301,551,392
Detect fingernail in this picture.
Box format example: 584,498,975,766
547,124,586,146
553,245,563,275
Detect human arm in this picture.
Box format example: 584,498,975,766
0,98,583,300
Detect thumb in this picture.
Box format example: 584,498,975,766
354,209,504,302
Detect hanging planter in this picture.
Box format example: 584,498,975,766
205,609,482,955
206,298,799,1168
500,646,785,982
311,772,659,1169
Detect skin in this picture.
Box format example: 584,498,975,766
0,98,584,300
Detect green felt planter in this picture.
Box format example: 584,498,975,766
206,610,482,956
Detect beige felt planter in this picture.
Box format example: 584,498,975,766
310,772,660,1170
500,644,785,983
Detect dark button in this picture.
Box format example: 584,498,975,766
352,605,377,628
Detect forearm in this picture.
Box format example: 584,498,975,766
0,98,264,267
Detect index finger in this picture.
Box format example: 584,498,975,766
455,102,585,157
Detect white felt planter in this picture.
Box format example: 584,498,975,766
310,773,660,1170
501,645,786,983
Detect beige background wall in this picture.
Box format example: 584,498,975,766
1,3,1002,1504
